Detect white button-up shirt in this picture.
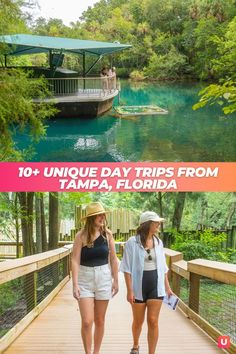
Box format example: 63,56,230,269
120,235,168,301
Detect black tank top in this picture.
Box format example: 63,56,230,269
80,234,109,267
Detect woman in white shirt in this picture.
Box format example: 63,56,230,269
120,211,173,354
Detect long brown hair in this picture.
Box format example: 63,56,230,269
83,214,108,247
137,221,159,248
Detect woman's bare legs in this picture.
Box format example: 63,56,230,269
146,300,163,354
93,300,109,354
79,298,94,354
131,303,146,350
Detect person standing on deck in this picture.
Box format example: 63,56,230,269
120,211,173,354
108,67,116,92
100,66,109,91
72,202,119,354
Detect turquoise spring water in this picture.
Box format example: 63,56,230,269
17,80,236,162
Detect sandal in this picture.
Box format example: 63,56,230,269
130,346,139,354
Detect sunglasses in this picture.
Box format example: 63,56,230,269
146,249,152,261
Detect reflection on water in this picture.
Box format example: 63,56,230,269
28,117,123,161
16,81,236,162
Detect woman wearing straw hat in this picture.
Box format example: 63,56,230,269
120,211,173,354
72,202,119,354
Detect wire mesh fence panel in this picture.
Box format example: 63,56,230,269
0,276,26,338
0,256,69,339
36,259,65,305
199,278,236,343
179,277,189,305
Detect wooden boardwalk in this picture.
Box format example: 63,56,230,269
4,274,223,354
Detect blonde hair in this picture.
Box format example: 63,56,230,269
83,214,108,247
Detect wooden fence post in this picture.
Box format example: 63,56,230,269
166,251,183,282
189,272,200,314
172,272,181,297
24,272,37,312
63,255,69,278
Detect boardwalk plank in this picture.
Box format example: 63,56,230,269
4,274,223,354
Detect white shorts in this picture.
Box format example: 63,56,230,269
78,264,112,300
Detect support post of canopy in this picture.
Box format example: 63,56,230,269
52,50,63,78
82,52,86,90
49,50,53,76
85,55,103,76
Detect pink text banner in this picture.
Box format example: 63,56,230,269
0,162,235,192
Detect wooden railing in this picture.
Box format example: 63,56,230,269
0,242,125,352
0,241,126,259
1,246,235,353
0,245,73,353
47,76,117,97
4,222,235,260
167,251,236,354
0,241,73,259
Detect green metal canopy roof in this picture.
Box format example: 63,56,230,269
0,34,132,56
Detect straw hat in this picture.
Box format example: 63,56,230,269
139,211,165,224
80,202,109,221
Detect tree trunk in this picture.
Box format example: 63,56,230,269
27,192,34,250
35,194,42,253
157,192,164,233
17,192,35,256
199,198,208,230
225,192,236,228
48,192,59,250
14,193,20,258
172,192,186,231
231,226,236,249
40,194,48,252
17,192,36,312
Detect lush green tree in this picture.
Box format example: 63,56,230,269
0,69,57,161
0,1,57,160
1,192,236,259
80,0,112,25
32,17,69,36
35,193,42,253
48,192,59,250
26,0,236,83
59,192,91,219
17,192,35,256
0,193,21,253
191,17,224,80
172,192,186,230
212,17,236,80
0,0,28,35
143,0,191,34
193,80,236,114
40,193,48,252
172,229,228,261
144,46,188,80
194,17,236,113
189,0,236,22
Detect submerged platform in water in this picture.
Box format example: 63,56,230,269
114,105,168,116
